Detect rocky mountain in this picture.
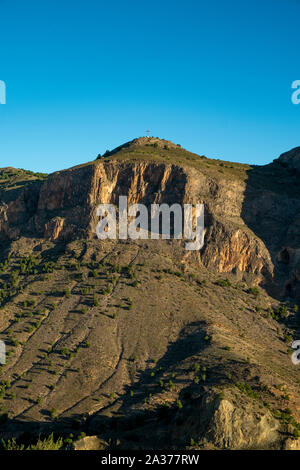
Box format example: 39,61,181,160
0,137,299,450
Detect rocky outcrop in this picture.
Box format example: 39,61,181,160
283,437,300,450
0,181,41,241
72,436,108,450
203,394,279,449
172,389,281,450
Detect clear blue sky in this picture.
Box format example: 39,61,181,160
0,0,300,173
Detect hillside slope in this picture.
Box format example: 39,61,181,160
0,138,299,450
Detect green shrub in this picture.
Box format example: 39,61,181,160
92,294,99,307
50,408,58,418
64,288,71,298
216,279,231,287
249,287,259,298
274,305,289,319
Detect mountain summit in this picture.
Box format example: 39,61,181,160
277,146,300,173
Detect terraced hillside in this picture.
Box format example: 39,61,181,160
0,138,299,450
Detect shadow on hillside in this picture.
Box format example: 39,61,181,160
241,163,300,304
0,321,211,443
0,321,265,448
117,320,211,409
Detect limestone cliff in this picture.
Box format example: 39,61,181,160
1,139,299,299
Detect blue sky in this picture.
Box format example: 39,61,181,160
0,0,300,173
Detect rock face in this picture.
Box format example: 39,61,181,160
283,437,300,450
0,160,271,275
201,391,280,449
72,436,108,450
0,181,41,242
171,389,281,449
